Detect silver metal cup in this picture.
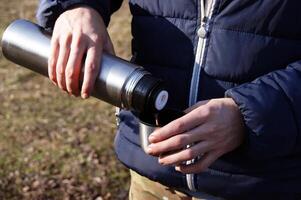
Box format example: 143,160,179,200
138,109,185,153
139,121,157,153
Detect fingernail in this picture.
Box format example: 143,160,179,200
148,135,155,142
158,159,165,165
175,166,180,171
81,93,88,99
146,146,153,154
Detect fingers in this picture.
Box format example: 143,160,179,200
175,150,222,174
49,32,102,98
47,6,113,98
56,34,72,91
81,45,102,99
157,141,212,166
65,34,86,96
147,133,192,156
48,37,59,84
149,107,209,143
147,124,211,156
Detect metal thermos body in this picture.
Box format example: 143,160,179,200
1,19,169,113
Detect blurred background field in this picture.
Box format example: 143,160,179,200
0,1,132,199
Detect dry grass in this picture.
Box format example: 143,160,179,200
0,1,132,199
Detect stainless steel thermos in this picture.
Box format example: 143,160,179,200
1,19,169,114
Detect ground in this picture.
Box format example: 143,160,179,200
0,1,132,199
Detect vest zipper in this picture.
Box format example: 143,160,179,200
187,0,217,192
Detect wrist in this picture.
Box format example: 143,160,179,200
58,1,110,26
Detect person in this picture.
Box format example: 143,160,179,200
37,0,301,199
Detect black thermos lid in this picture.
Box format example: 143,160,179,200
131,74,168,114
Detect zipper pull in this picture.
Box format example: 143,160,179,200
197,25,206,38
197,17,208,38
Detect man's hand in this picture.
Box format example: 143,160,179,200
147,98,245,174
49,6,114,98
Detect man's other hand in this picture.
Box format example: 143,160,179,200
147,98,245,174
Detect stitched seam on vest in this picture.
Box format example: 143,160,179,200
199,70,240,85
132,14,196,21
212,26,301,42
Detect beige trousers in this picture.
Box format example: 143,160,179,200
129,170,225,200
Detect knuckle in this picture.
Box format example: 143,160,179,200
57,67,65,77
208,104,219,114
174,120,185,133
86,63,98,74
90,34,101,43
202,108,211,118
174,135,187,147
65,73,74,82
65,68,75,80
174,138,182,147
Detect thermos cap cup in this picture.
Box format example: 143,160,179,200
138,109,185,153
